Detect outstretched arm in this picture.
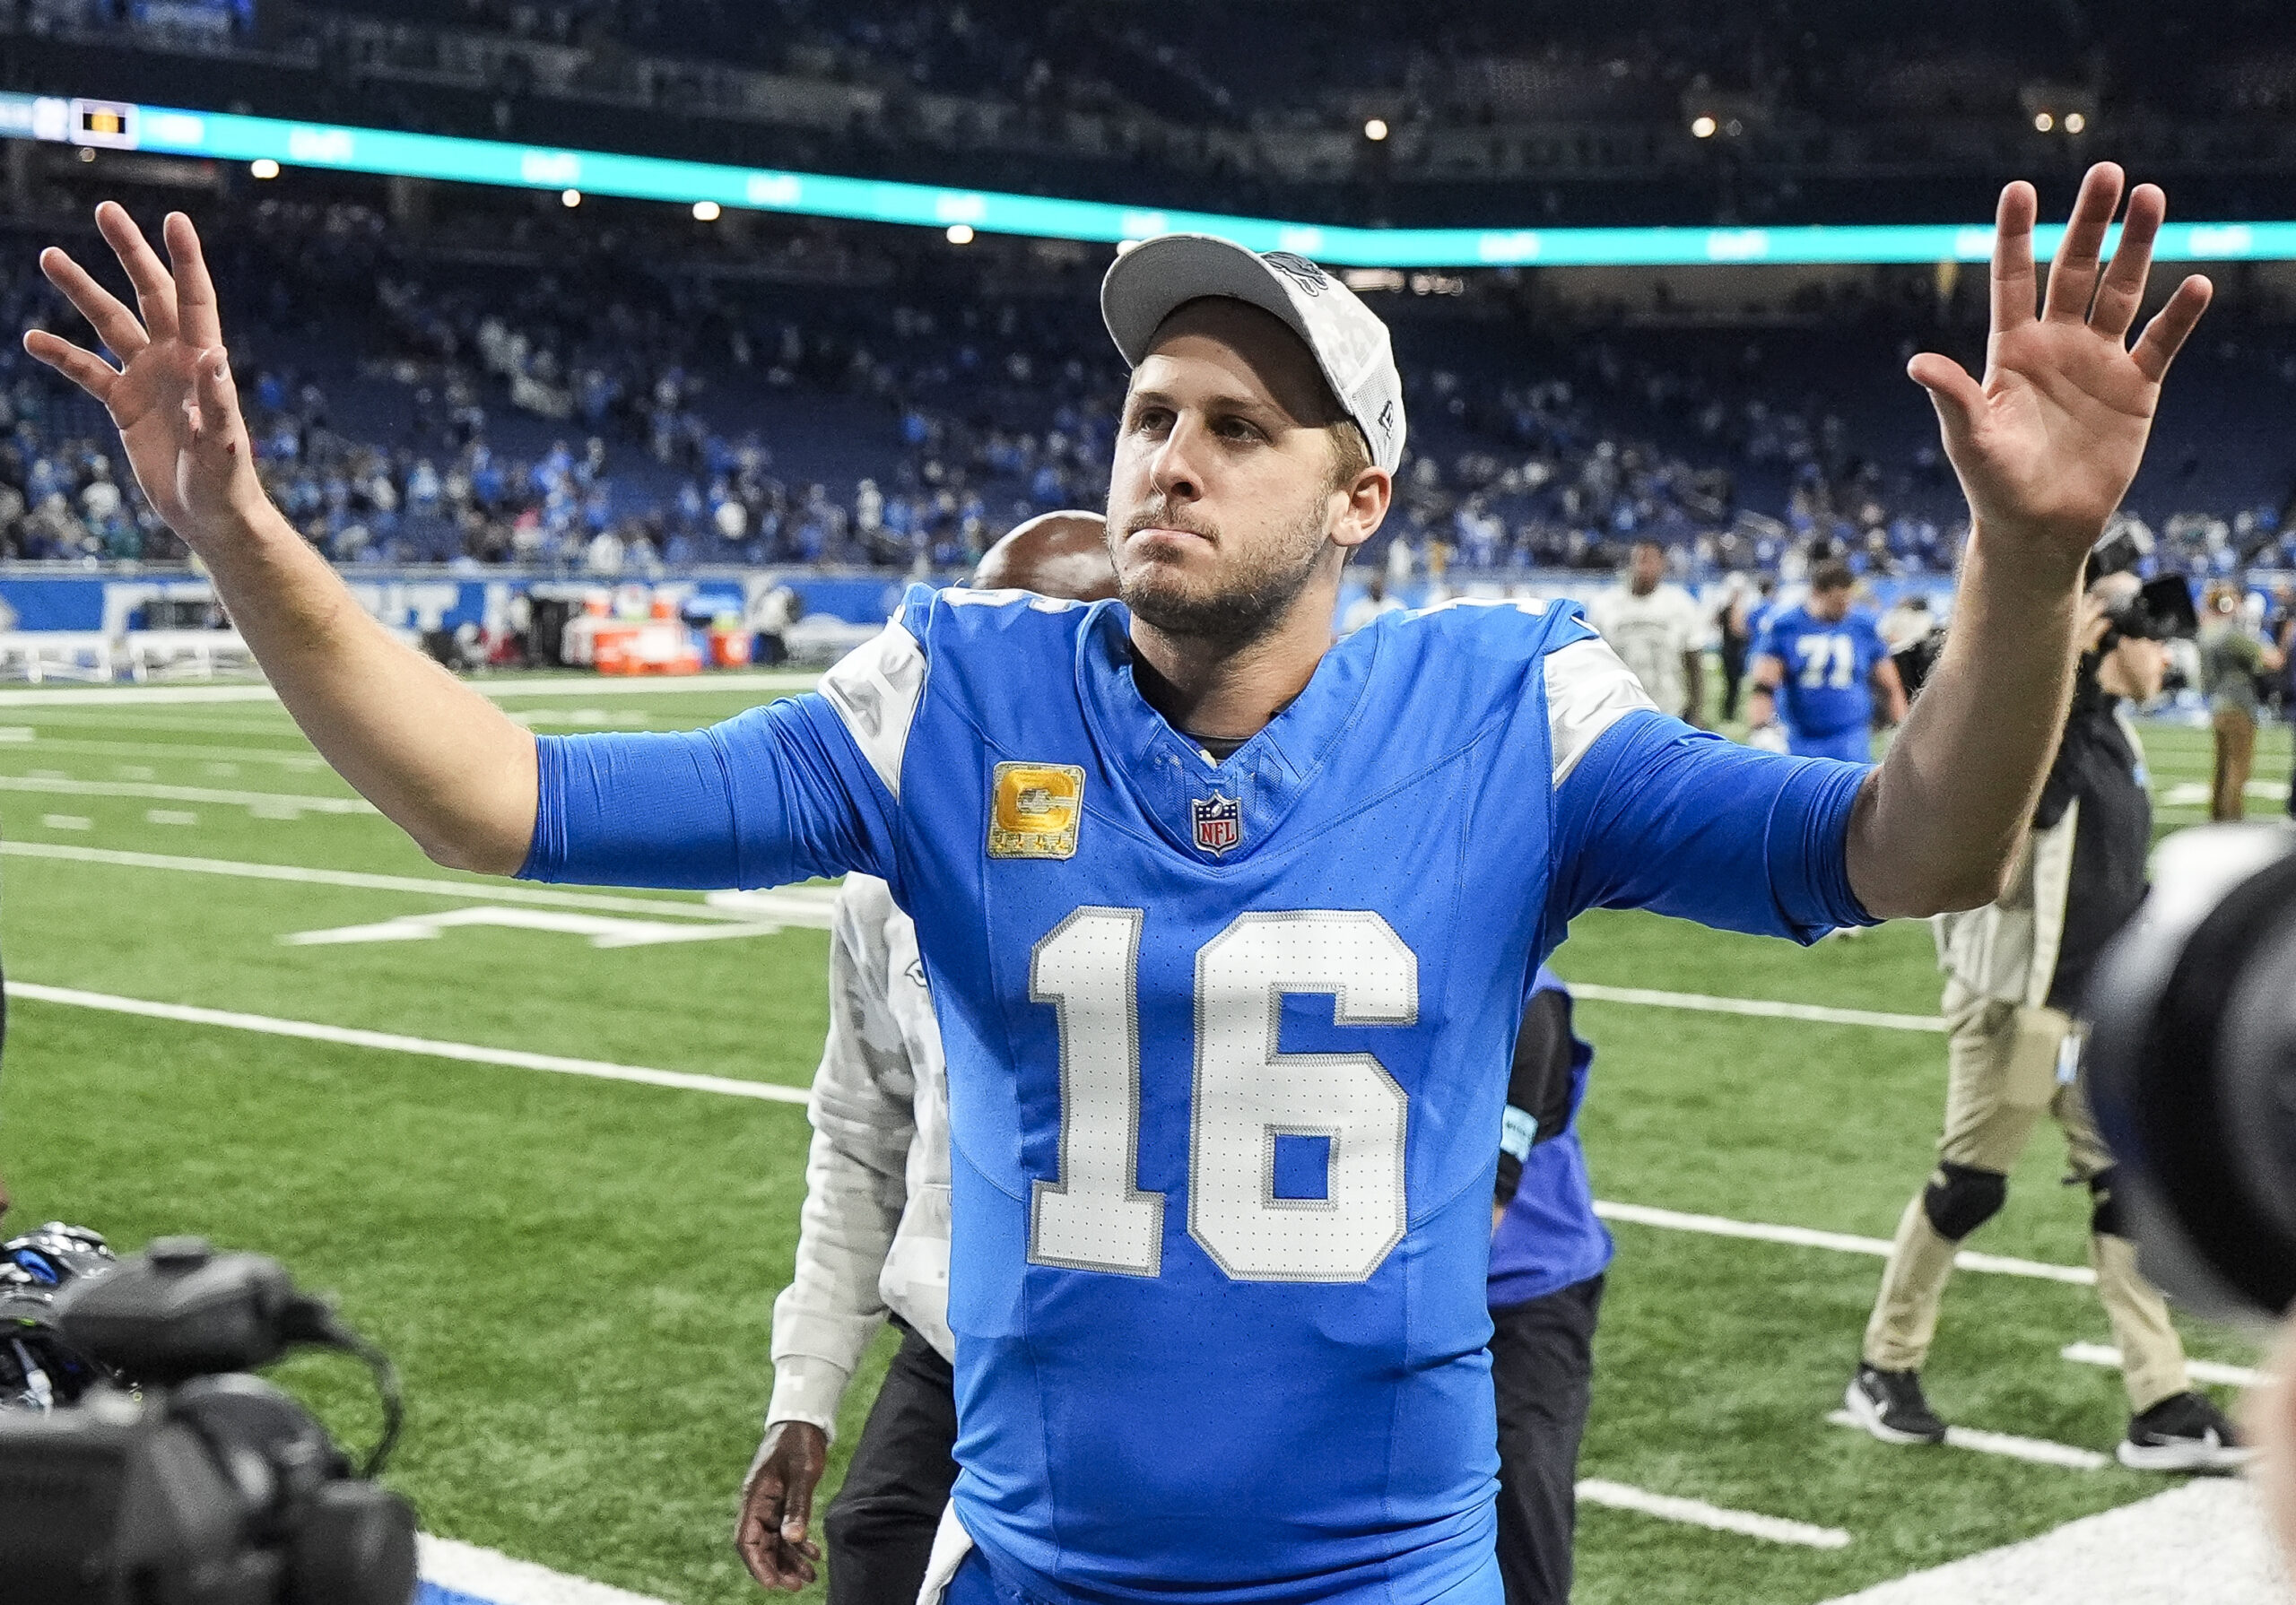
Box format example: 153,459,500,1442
1848,166,2211,918
26,205,537,873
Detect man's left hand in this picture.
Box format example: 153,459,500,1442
1909,164,2212,569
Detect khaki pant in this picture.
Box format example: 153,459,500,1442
1862,982,2190,1413
2213,706,2257,822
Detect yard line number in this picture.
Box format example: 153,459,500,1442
1028,907,1414,1284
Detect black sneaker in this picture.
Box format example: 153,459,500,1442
2117,1391,2252,1472
1843,1363,1949,1444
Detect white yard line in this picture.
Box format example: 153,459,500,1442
1575,1479,1849,1549
419,1535,677,1605
2061,1341,2266,1390
0,672,815,707
2,735,331,768
1824,1410,2107,1470
1567,982,1944,1033
1594,1201,2094,1285
1815,1478,2287,1605
0,774,376,812
0,840,836,925
4,982,810,1106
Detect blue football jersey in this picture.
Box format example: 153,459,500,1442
521,586,1872,1604
1755,604,1889,740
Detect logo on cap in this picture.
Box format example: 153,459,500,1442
1190,792,1242,855
1263,253,1330,297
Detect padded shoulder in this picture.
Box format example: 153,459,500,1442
1365,595,1650,785
1384,594,1597,664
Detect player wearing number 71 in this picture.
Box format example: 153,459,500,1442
1746,558,1910,761
29,166,2211,1604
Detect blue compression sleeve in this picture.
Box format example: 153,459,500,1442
1545,708,1874,946
518,694,897,890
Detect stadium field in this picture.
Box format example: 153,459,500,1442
0,672,2283,1605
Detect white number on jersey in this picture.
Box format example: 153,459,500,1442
1028,908,1417,1284
1793,633,1858,690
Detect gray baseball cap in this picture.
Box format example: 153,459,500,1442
1100,234,1406,474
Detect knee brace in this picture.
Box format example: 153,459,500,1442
1923,1162,2007,1242
2089,1167,2127,1239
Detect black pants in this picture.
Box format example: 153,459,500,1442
824,1319,960,1605
1719,639,1750,722
1491,1275,1605,1605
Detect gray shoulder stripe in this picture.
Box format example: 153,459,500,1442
1545,636,1657,787
820,620,927,802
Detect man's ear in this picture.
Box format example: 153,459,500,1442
1330,468,1391,552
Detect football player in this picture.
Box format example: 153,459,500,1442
735,511,1118,1601
34,165,2211,1602
1746,560,1909,760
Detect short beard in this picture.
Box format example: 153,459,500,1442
1112,500,1333,652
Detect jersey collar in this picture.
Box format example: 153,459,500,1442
1075,602,1378,864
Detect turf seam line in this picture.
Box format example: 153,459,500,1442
4,982,811,1106
1824,1410,2108,1469
0,840,835,924
1575,1479,1851,1548
1567,982,1944,1032
1594,1201,2095,1285
2060,1342,2265,1390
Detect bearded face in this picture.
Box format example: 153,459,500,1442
1103,300,1372,653
1108,487,1334,649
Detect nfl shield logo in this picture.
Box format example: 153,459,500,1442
1191,792,1242,855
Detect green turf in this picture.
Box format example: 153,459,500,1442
0,679,2282,1604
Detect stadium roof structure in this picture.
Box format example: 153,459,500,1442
28,91,2296,269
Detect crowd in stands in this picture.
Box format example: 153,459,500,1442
2,195,2293,586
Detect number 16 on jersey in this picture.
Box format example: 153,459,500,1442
1027,907,1417,1286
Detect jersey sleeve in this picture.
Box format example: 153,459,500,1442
1542,638,1875,944
518,590,935,891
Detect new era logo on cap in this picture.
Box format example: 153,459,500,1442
1100,234,1407,474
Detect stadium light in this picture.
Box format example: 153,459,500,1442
1363,118,1389,143
946,222,975,244
2066,111,2087,134
561,187,580,207
1691,115,1718,140
249,157,279,179
2034,112,2055,132
692,199,721,221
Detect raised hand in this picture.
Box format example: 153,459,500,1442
1909,164,2213,567
23,204,264,546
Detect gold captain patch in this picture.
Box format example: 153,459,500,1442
988,762,1084,860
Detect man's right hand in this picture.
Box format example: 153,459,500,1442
25,204,265,546
735,1421,830,1592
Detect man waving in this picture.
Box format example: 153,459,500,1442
31,168,2209,1602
